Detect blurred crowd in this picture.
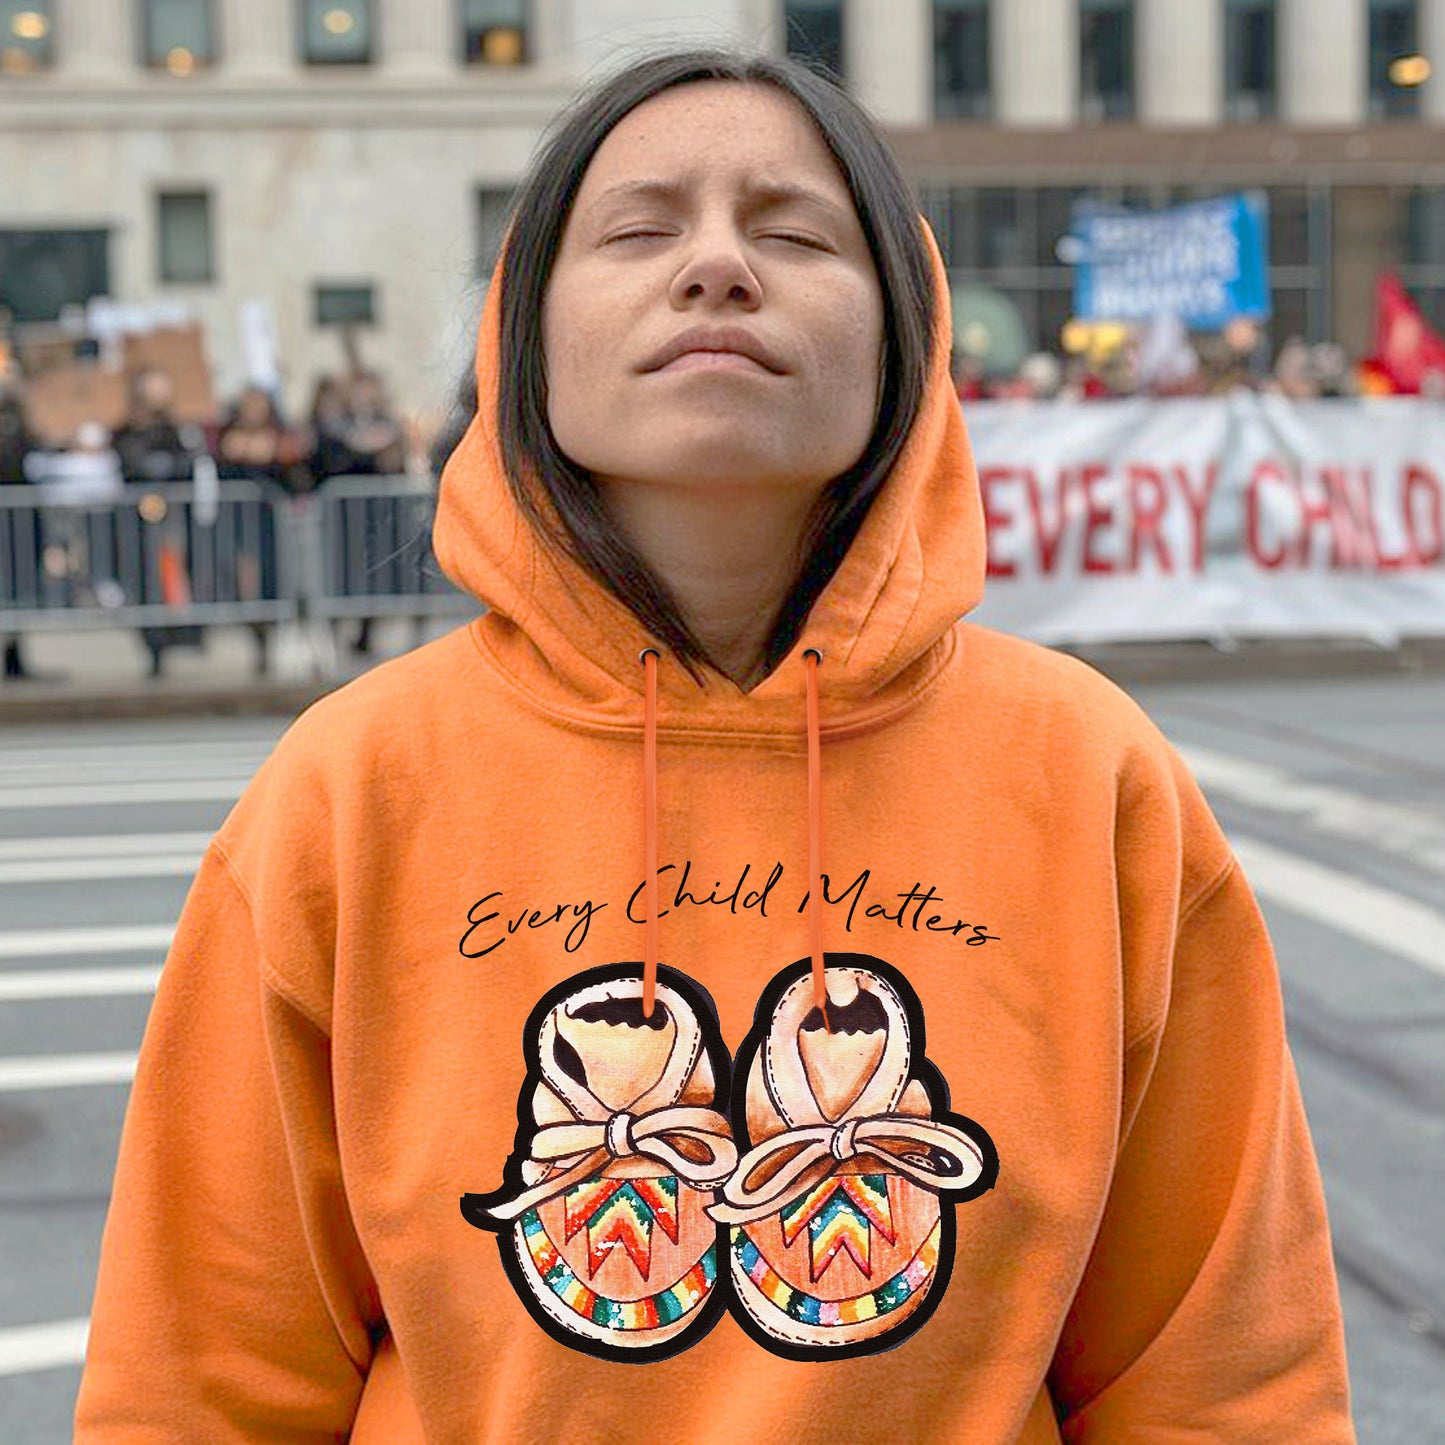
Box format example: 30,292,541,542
1,365,413,501
955,317,1445,403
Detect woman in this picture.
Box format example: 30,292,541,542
0,386,43,680
215,386,315,675
111,367,208,675
217,384,314,495
76,50,1354,1442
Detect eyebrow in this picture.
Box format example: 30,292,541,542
585,178,851,221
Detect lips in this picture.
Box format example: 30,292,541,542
642,326,785,375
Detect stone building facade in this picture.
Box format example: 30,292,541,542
2,0,1443,420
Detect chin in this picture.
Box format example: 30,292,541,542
608,426,851,490
624,451,826,491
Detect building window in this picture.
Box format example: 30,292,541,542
461,0,525,65
1407,187,1445,266
476,187,513,278
934,0,990,120
1405,186,1445,331
0,229,108,323
157,191,214,284
315,283,377,326
1223,0,1276,121
1368,0,1422,119
302,0,372,65
1,1,53,73
142,0,216,75
785,0,843,82
1079,0,1135,122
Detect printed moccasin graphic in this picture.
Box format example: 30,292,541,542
711,954,998,1360
462,965,737,1362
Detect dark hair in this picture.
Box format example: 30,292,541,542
497,49,935,677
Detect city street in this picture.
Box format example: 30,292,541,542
1,671,1443,1441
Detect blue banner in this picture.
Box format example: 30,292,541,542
1070,192,1271,329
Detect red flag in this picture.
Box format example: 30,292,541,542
1365,272,1445,394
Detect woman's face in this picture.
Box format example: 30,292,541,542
542,82,885,496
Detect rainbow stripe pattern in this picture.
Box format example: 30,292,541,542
779,1173,896,1281
732,1217,941,1328
520,1206,716,1332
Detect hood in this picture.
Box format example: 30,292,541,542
432,220,984,733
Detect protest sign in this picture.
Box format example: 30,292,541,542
1070,193,1270,329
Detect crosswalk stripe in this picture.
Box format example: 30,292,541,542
1183,743,1445,877
0,756,268,784
0,779,248,809
1231,834,1445,980
0,967,161,1001
0,833,211,861
0,739,274,765
0,1053,138,1091
0,856,202,884
0,1317,89,1377
0,925,173,960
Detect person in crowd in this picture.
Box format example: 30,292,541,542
950,349,987,401
1271,336,1319,399
986,351,1064,401
307,373,352,481
0,388,30,483
112,367,207,676
308,370,407,482
1308,341,1356,399
0,387,43,680
112,367,201,485
77,49,1355,1442
306,370,411,656
342,370,407,476
216,384,315,676
216,384,314,494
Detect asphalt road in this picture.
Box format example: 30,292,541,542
1,672,1443,1442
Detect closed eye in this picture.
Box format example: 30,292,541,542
759,232,833,252
606,229,831,250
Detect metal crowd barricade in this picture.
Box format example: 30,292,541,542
305,473,477,623
0,474,477,674
0,479,294,631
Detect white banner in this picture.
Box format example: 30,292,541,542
965,396,1445,644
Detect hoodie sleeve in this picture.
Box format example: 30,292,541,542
1047,757,1355,1441
74,843,379,1443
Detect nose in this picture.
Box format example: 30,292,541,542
668,222,761,311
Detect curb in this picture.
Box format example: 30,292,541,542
1069,638,1445,686
0,680,335,725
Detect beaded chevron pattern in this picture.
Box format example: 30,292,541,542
732,1218,941,1328
564,1177,680,1282
521,1207,717,1331
779,1173,896,1281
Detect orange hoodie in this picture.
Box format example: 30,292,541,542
76,232,1355,1443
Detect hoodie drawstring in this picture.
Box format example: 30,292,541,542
639,647,827,1027
641,648,660,1019
802,649,829,1026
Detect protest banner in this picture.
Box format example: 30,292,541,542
966,396,1445,644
